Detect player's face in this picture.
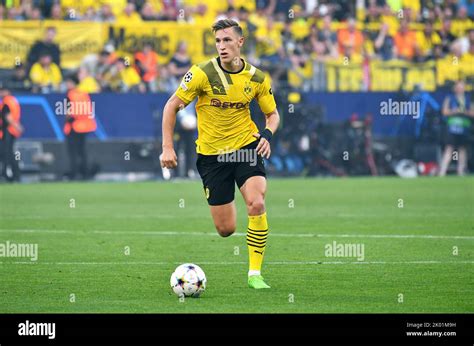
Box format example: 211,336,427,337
215,28,244,65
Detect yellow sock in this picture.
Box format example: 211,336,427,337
247,212,269,276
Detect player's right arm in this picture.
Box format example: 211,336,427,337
161,94,186,168
160,66,204,169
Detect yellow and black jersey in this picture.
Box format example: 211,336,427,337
175,57,276,155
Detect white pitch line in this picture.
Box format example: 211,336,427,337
1,260,473,265
1,215,176,220
0,229,473,240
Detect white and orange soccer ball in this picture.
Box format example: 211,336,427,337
170,263,206,298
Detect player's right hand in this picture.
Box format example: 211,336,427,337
160,147,178,168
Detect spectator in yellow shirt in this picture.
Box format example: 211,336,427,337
416,21,442,58
256,17,284,63
140,2,160,21
115,58,145,93
29,53,62,93
402,0,420,21
191,3,214,27
436,43,464,86
451,6,473,37
381,4,400,36
289,5,309,41
77,67,101,94
116,2,142,24
256,17,286,86
288,48,313,90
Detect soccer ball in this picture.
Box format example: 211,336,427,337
170,263,206,298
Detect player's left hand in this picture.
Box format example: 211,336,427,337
253,133,271,159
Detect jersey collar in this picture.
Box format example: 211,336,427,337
216,57,246,74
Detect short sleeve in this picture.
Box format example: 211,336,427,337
256,76,277,115
175,65,204,104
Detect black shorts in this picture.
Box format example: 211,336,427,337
446,133,469,148
196,140,266,206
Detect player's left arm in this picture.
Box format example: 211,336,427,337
254,76,280,159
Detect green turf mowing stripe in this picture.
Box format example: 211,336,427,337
0,229,473,239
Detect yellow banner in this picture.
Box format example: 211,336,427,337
0,21,104,69
103,22,214,65
45,21,105,69
370,60,436,92
0,21,42,68
326,60,365,92
326,60,438,92
0,21,214,69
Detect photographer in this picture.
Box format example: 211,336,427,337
439,80,474,176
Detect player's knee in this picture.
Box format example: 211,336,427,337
215,224,235,237
247,198,265,215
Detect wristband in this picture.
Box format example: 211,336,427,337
259,128,273,142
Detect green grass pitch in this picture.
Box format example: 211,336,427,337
0,177,472,313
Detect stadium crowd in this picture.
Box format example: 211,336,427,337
0,0,473,93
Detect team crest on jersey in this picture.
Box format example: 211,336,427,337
244,82,252,94
183,71,193,83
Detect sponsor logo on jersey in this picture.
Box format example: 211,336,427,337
210,99,249,109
